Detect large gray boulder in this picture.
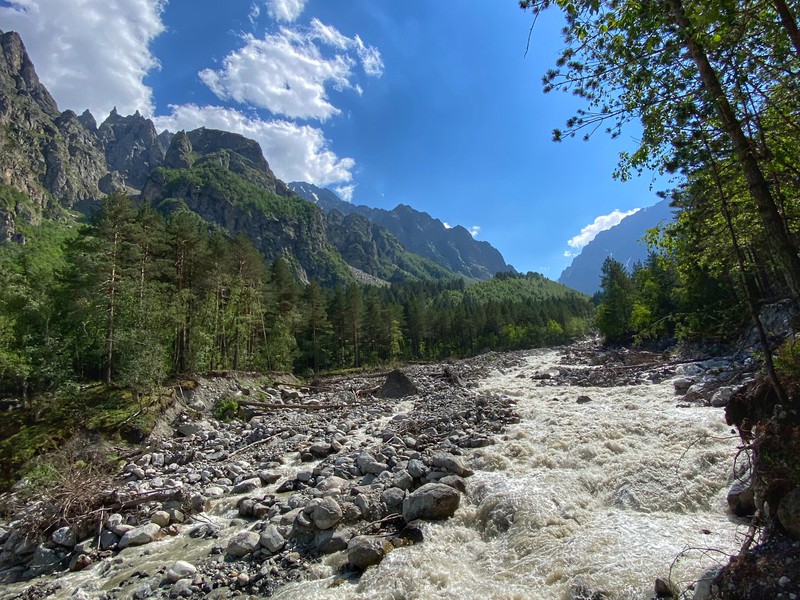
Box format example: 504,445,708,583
402,483,460,522
226,531,260,557
118,523,162,549
432,453,474,477
727,480,755,517
312,498,343,530
347,536,389,570
377,370,418,398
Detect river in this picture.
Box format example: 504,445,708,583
271,347,744,599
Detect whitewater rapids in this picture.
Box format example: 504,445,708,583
274,347,745,600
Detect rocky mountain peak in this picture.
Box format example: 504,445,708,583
164,130,193,169
0,30,59,118
97,108,164,189
185,128,274,178
78,109,97,131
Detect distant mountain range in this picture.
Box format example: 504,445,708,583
558,200,675,295
289,182,515,280
0,29,513,285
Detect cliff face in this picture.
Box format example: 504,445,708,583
141,129,351,284
97,108,164,189
0,31,106,217
324,209,454,282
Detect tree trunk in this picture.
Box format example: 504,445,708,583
703,134,788,404
668,0,800,306
773,0,800,57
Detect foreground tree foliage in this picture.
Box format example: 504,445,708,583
0,194,594,398
522,0,800,385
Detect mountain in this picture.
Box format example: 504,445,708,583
558,199,675,295
0,29,106,229
289,182,515,280
0,30,462,285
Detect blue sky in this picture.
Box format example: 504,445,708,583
0,0,663,277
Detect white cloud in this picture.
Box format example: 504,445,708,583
248,3,261,25
0,0,165,118
563,250,574,257
333,184,355,202
354,35,384,77
265,0,306,22
153,104,354,186
442,222,452,229
468,226,481,237
199,20,383,121
567,208,640,250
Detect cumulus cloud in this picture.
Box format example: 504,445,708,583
153,104,354,186
442,222,452,229
265,0,306,22
0,0,165,118
567,208,640,250
333,184,355,202
468,226,481,238
199,19,383,121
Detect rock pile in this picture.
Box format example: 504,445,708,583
0,355,521,598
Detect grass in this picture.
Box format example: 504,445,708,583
0,383,173,491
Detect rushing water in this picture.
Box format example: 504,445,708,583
273,347,745,600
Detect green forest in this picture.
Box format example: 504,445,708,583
0,190,593,400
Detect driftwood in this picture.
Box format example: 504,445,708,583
107,487,184,511
237,399,348,411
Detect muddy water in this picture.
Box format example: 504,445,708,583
274,348,745,600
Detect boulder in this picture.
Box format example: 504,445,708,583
51,526,76,548
407,458,427,479
167,560,197,583
727,480,756,517
150,510,170,528
710,387,734,408
312,497,343,530
226,531,261,557
232,478,262,494
778,488,800,537
118,523,162,549
432,453,474,477
356,452,388,476
99,529,120,550
347,535,389,570
377,370,418,399
380,487,406,508
402,483,460,522
259,524,285,553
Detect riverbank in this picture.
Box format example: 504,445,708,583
0,342,762,599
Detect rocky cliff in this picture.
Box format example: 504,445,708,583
141,130,351,284
97,108,165,190
324,209,454,282
0,30,106,219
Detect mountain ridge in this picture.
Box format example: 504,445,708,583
558,199,675,295
289,181,515,280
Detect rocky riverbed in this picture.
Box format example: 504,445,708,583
0,341,784,599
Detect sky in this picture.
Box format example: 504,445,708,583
0,0,665,278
